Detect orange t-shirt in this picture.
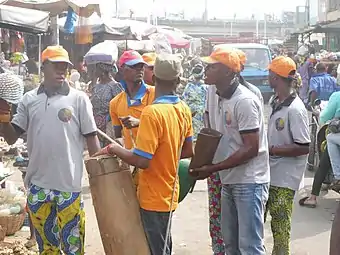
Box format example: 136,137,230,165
133,95,193,212
109,82,155,149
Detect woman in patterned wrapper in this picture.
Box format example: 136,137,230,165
88,62,123,146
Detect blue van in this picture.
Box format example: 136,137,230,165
214,43,273,101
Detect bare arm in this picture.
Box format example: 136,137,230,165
109,144,150,169
270,144,309,157
0,123,22,145
85,134,101,156
209,132,259,173
181,139,194,159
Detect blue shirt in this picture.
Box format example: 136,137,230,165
309,73,339,101
320,91,340,125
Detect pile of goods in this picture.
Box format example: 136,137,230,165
0,186,26,237
317,50,340,62
0,188,26,216
0,241,37,255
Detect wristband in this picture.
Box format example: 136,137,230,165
104,144,114,156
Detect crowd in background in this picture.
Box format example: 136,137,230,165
2,43,340,255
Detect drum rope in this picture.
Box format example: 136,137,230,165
162,102,187,255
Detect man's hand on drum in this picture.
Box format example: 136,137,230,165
93,140,121,157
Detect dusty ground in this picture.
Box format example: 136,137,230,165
5,162,338,255
4,104,339,254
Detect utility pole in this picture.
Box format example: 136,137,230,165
264,14,267,39
203,0,208,24
50,16,59,45
306,0,310,26
115,0,119,18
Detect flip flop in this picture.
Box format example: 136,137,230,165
299,196,317,208
330,180,340,193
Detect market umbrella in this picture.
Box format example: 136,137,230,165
153,28,191,49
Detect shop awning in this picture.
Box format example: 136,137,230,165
0,0,99,17
292,19,340,35
0,5,49,33
313,19,340,33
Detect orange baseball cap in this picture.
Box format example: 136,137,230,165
268,56,296,78
234,49,247,66
41,45,72,65
142,52,157,66
201,47,241,73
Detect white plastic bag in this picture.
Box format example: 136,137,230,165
150,33,172,54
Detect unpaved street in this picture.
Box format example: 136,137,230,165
5,104,338,254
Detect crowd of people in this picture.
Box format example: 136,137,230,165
0,43,340,255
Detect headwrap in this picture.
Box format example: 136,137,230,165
190,63,204,80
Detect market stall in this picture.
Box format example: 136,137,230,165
0,5,49,34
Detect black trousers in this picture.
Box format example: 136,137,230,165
140,208,172,255
311,147,332,196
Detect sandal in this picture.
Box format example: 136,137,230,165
299,196,317,208
330,180,340,193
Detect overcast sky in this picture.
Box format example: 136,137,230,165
101,0,314,20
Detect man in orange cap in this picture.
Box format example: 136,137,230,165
234,48,264,108
142,52,157,85
266,56,310,254
0,45,101,254
192,47,269,255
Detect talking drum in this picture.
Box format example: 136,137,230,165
85,156,150,255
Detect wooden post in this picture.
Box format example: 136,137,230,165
85,156,150,255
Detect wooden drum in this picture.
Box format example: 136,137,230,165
85,156,150,255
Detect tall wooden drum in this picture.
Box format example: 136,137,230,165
85,156,150,255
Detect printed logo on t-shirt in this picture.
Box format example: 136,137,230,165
225,111,232,126
275,117,285,131
58,108,72,122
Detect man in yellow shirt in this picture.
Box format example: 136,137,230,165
96,53,194,255
110,50,155,149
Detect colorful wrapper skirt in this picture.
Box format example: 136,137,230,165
27,184,85,255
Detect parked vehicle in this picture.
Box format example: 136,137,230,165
213,42,272,101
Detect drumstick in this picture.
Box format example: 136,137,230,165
97,129,115,143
